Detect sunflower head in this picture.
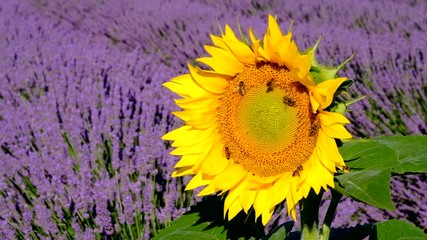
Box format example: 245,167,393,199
163,15,353,225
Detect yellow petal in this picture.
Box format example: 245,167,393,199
313,133,337,172
302,156,323,194
198,183,217,196
270,173,292,206
295,51,313,79
200,140,229,176
170,145,202,156
317,131,345,166
263,16,286,62
185,113,217,129
261,206,275,226
188,64,229,94
224,175,249,216
281,40,299,69
250,173,282,184
163,74,208,98
249,27,269,61
170,131,215,156
175,95,219,110
267,15,283,43
241,188,257,213
319,112,352,139
172,166,194,177
319,111,350,126
210,34,228,50
297,73,316,89
191,136,219,173
253,185,272,218
286,192,297,221
186,172,212,190
300,182,312,198
173,111,217,128
309,93,321,113
163,122,214,145
276,33,293,66
162,125,191,141
323,124,352,139
312,78,347,110
199,45,246,75
213,163,247,190
222,25,256,66
174,154,198,168
173,135,215,168
248,27,258,44
227,200,243,221
286,177,304,221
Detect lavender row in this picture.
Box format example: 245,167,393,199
1,1,193,238
28,0,427,134
0,0,426,238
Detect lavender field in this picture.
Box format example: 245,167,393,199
0,0,426,239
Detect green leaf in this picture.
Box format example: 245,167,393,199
335,135,427,209
263,221,294,240
374,136,427,174
372,219,427,240
334,169,394,210
329,224,373,239
152,211,227,240
153,196,264,240
339,136,427,174
339,139,398,170
61,132,79,160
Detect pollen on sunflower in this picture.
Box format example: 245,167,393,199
162,15,353,226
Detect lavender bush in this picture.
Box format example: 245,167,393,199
0,0,426,239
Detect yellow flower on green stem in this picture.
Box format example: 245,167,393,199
162,15,352,225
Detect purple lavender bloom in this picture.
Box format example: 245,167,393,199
1,0,426,239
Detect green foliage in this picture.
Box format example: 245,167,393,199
62,132,81,175
339,136,427,173
335,135,427,210
333,220,427,240
153,211,227,240
263,222,294,240
334,169,394,210
153,196,265,240
373,219,427,240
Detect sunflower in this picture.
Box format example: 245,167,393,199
162,15,352,225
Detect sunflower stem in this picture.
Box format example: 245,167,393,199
320,190,342,240
300,189,323,240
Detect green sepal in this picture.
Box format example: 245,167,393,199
237,19,250,46
308,37,356,84
329,95,366,114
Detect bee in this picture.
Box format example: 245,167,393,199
342,166,350,173
266,78,274,93
309,121,320,136
238,81,245,96
225,146,231,160
282,96,296,107
292,165,303,177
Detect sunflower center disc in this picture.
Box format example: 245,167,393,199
217,64,320,177
238,87,298,151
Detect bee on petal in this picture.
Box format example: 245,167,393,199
292,165,303,177
309,121,320,136
225,146,231,160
